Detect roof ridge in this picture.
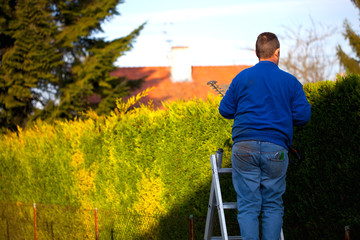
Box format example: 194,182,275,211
116,65,251,68
117,66,170,68
192,64,252,67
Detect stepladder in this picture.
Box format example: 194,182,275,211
204,149,285,240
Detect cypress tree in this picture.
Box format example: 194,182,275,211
0,0,62,130
337,0,360,74
0,0,144,131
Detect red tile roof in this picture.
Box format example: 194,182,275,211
111,65,251,108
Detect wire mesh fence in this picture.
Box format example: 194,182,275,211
0,201,204,240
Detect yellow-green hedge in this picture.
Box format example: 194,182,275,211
1,74,359,239
0,91,233,239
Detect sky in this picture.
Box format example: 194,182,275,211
96,0,359,71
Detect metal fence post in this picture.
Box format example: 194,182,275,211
33,203,37,240
189,215,194,240
6,219,10,240
345,225,350,240
95,208,99,240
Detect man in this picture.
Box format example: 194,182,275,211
219,32,311,240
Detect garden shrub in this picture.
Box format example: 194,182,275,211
0,74,359,239
284,74,360,239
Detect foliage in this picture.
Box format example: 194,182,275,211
0,0,62,130
1,75,360,239
0,0,144,132
0,92,233,239
284,74,360,239
337,0,360,74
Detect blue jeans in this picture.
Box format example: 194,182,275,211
231,141,288,240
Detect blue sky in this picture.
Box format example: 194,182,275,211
96,0,358,69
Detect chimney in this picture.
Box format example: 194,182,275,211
171,46,192,82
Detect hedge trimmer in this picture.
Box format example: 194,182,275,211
207,80,302,166
207,81,225,97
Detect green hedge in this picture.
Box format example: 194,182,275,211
0,93,234,239
285,74,360,239
0,74,359,239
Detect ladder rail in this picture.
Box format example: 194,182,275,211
211,154,229,240
205,153,240,240
204,177,216,239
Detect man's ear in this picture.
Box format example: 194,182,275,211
274,48,280,58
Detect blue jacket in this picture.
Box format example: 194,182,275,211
219,61,311,149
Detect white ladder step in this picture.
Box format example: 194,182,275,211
222,202,237,209
210,236,242,240
218,168,232,174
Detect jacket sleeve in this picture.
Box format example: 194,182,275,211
292,84,311,126
219,83,237,119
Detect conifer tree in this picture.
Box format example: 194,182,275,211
337,0,360,74
0,0,144,131
0,0,62,130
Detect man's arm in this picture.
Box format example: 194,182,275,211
292,85,311,126
219,84,237,119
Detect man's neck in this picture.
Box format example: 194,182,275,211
259,57,278,65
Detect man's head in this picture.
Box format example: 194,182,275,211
255,32,280,63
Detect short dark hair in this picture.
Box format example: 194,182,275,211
255,32,280,59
